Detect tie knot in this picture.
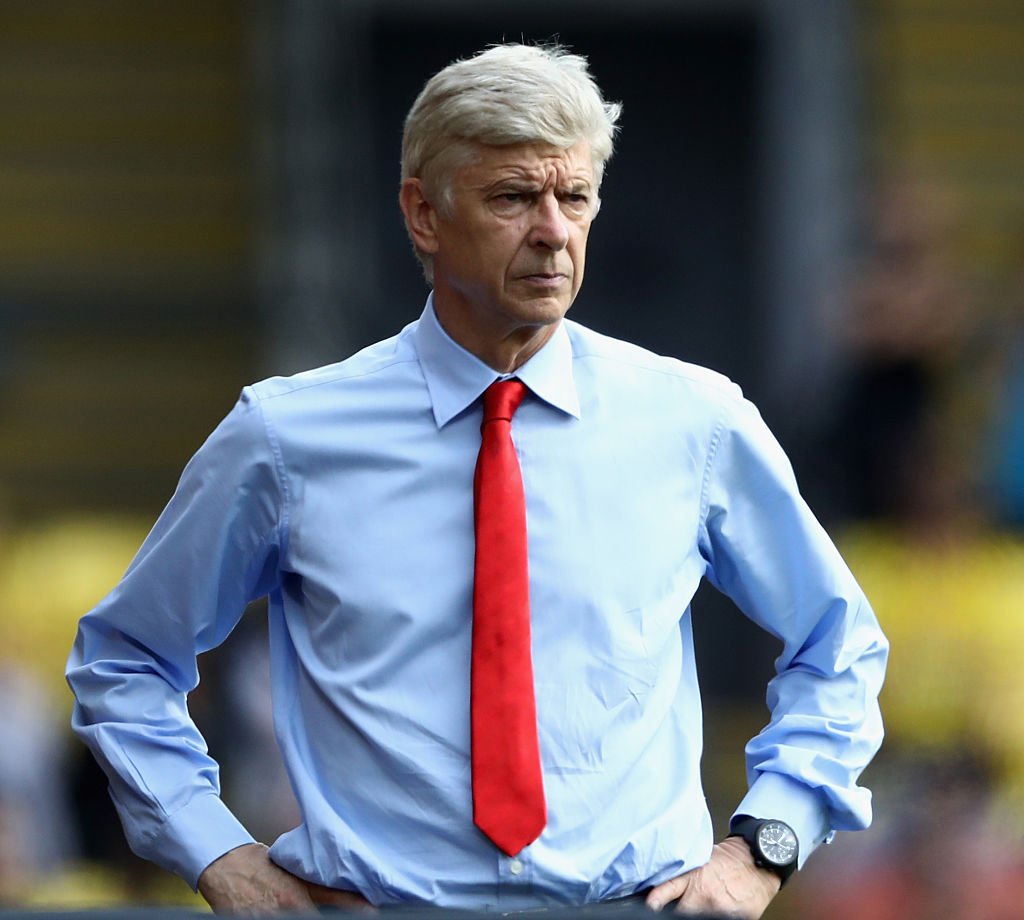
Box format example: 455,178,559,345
482,379,527,424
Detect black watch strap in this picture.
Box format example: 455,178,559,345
728,816,799,886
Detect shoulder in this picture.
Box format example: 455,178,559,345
564,319,743,406
245,324,423,413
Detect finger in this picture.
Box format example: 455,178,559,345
645,875,690,912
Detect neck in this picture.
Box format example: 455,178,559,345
431,299,560,373
472,325,559,373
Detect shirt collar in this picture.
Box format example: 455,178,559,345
414,293,581,428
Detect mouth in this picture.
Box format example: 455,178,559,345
519,271,569,288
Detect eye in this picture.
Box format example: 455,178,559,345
561,191,591,214
489,190,532,215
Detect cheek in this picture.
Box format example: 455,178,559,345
570,232,589,292
456,231,510,279
494,228,532,268
571,230,589,267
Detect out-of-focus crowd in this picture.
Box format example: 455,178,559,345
788,174,1024,920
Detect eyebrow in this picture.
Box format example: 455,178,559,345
482,174,593,193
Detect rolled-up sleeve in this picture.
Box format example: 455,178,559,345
66,387,286,888
698,392,888,865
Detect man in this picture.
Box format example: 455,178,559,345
67,44,887,918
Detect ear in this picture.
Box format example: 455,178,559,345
399,178,440,255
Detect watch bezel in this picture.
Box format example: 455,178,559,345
729,816,799,886
755,819,799,867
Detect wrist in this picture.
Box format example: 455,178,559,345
728,815,799,887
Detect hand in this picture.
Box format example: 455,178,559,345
645,837,781,919
198,842,376,915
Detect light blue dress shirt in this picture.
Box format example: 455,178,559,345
67,296,887,909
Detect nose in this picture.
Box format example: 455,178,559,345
528,192,570,251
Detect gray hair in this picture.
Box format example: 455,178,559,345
401,43,622,279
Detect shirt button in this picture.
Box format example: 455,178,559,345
509,858,524,875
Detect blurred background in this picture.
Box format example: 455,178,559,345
1,0,1023,916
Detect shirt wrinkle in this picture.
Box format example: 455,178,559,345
251,391,292,566
697,411,729,568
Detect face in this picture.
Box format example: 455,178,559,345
406,141,595,368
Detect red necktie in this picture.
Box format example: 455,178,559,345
471,379,546,855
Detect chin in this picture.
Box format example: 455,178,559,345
505,296,572,327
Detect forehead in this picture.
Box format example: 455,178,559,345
457,140,594,187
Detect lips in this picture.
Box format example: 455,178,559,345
519,271,568,286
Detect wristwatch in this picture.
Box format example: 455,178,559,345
728,816,799,886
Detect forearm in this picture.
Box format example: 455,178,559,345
67,621,254,886
740,603,888,860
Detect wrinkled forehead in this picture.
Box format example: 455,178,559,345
457,140,595,188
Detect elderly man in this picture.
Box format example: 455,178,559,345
67,44,887,918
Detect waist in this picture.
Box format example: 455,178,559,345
320,891,654,916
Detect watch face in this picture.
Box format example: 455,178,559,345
757,821,798,866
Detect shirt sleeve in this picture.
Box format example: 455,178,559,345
697,389,888,866
66,387,286,889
